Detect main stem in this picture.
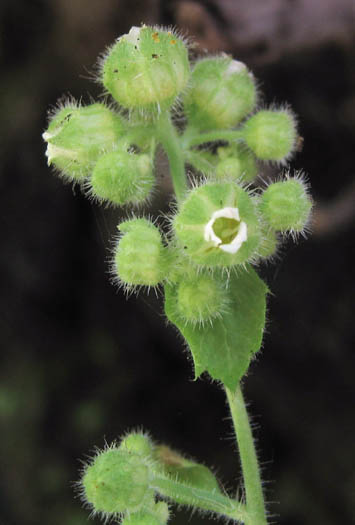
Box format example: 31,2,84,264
225,384,268,525
155,113,188,203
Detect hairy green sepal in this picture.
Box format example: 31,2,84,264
153,445,221,494
164,266,267,389
102,26,190,112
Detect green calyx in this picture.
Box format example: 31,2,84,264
242,108,297,162
90,149,154,206
43,102,125,181
82,447,152,515
114,218,171,288
120,432,155,457
122,503,169,525
175,270,229,325
183,57,257,131
101,26,190,112
173,182,261,268
215,144,258,182
259,177,312,233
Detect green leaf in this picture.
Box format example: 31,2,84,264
164,266,267,389
153,445,222,494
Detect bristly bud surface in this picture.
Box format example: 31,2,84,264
259,175,312,234
242,108,297,163
114,218,171,289
101,26,190,113
81,446,152,516
183,56,257,130
43,102,125,181
90,150,154,206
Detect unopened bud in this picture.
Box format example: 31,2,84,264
81,447,151,515
183,57,257,130
259,176,312,233
101,26,190,112
43,102,125,181
242,108,297,162
90,150,154,206
114,218,171,288
175,271,229,325
216,145,257,182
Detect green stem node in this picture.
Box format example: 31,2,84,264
151,475,247,522
225,385,268,525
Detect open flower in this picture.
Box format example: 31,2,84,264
173,181,262,268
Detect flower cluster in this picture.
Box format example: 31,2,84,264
43,25,312,328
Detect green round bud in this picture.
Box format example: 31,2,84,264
101,26,190,112
259,177,312,233
114,218,170,288
120,432,154,457
122,513,161,525
154,502,170,524
175,272,229,325
183,57,257,131
90,150,154,206
242,108,297,162
82,447,151,515
216,145,257,182
173,182,261,268
43,102,125,181
121,501,169,525
122,502,169,525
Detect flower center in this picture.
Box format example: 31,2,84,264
204,207,248,254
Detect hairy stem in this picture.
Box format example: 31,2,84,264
151,475,248,523
225,384,267,525
155,113,188,202
182,129,244,148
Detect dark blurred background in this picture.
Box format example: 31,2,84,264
1,1,354,524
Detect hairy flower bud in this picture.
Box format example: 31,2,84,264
173,182,261,267
183,57,257,130
43,102,125,181
101,26,190,112
175,271,229,325
81,446,151,516
122,502,169,525
120,432,154,457
114,218,171,288
242,108,297,163
90,150,154,206
259,175,312,234
216,145,258,182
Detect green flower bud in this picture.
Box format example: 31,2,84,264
114,218,171,289
216,145,257,182
173,182,261,268
175,271,229,325
90,150,154,206
81,446,152,516
43,102,125,181
122,512,161,525
120,432,155,457
122,502,169,525
101,26,190,112
259,176,312,234
242,108,297,162
183,57,257,131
